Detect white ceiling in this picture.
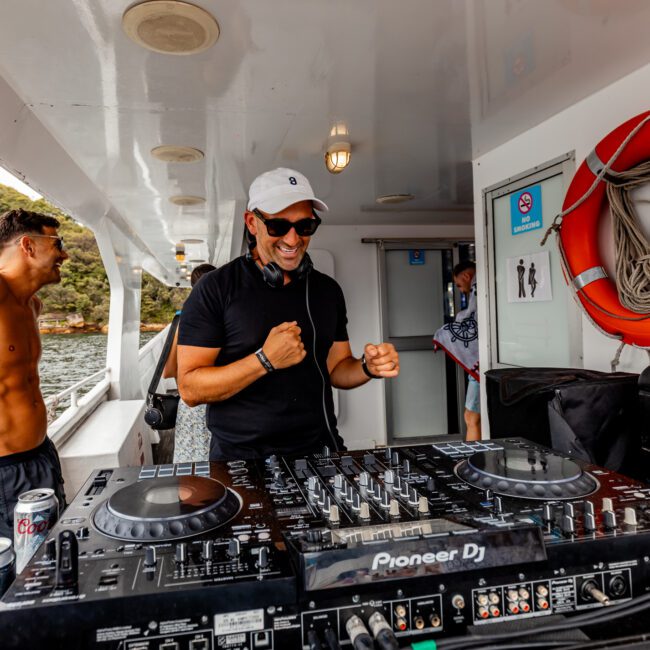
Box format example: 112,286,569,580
0,0,650,281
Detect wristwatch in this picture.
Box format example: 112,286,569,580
361,353,381,379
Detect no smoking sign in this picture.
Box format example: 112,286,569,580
510,185,542,236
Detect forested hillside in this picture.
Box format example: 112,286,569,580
0,184,187,325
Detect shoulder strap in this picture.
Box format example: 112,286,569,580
147,314,181,395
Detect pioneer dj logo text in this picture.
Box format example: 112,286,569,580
371,543,486,571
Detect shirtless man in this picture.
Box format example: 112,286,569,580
0,209,69,537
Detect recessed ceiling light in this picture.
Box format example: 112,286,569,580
122,1,220,55
180,238,205,244
169,195,206,206
376,194,415,204
189,259,206,263
151,145,204,163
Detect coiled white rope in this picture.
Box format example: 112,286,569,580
606,160,650,313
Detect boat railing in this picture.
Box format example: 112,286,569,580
47,367,111,447
47,328,174,447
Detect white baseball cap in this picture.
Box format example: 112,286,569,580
247,167,329,214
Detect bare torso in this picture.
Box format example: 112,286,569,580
0,278,46,455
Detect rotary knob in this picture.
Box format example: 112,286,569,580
358,472,370,487
403,459,411,474
175,542,187,564
384,470,395,485
334,474,344,490
202,540,213,562
418,496,430,515
227,538,241,559
359,502,371,521
389,499,400,517
257,546,269,569
144,546,157,567
603,510,617,530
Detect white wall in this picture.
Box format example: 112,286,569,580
314,223,474,450
472,62,650,433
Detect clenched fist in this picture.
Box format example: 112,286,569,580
262,321,306,370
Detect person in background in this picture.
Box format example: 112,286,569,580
163,263,216,462
176,167,400,460
0,209,69,537
433,260,480,441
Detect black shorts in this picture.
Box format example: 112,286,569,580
0,438,67,538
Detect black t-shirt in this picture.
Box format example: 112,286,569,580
178,255,349,459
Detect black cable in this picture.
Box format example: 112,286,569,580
305,273,340,452
439,632,650,650
436,592,650,650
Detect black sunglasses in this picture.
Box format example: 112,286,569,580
253,208,321,237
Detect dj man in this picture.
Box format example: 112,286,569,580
177,168,400,460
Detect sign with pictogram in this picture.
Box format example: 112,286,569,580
510,185,542,236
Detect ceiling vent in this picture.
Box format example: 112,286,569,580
180,238,205,244
169,195,206,206
376,194,415,204
122,1,220,55
151,145,204,163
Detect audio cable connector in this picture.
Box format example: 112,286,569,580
368,611,400,650
345,615,374,650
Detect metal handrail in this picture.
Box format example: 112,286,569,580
44,367,110,420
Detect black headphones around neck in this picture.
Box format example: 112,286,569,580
245,248,313,288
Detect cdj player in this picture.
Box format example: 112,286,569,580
1,438,650,649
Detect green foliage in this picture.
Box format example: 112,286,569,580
0,184,187,324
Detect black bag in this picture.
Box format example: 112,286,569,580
485,367,641,474
144,315,181,430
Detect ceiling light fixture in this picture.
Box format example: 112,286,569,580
175,244,185,262
180,238,205,244
122,1,220,55
151,145,204,163
324,122,351,174
169,195,206,206
376,194,415,204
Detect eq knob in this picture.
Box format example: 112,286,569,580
273,470,286,488
228,538,241,559
175,542,187,564
418,496,430,515
542,503,554,524
322,495,332,514
358,472,370,487
391,450,400,465
144,545,157,567
408,488,419,506
334,474,344,490
584,501,595,516
352,492,361,511
561,514,575,537
624,507,638,527
306,529,323,544
384,469,395,485
400,482,410,499
603,510,617,530
389,499,400,517
202,540,213,562
493,496,503,515
403,459,411,474
381,491,391,509
393,475,402,491
359,502,371,521
563,503,575,518
584,512,597,532
43,538,57,562
426,477,436,492
257,546,269,569
329,504,340,524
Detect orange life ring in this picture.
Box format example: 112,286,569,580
559,110,650,348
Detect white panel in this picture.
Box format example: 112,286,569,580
386,250,443,337
492,173,572,367
389,350,447,439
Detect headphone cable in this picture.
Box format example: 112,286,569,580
305,273,340,452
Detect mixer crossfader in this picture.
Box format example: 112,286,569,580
2,438,650,649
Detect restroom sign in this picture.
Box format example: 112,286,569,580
510,184,542,236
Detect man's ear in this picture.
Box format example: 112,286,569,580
244,211,258,237
17,235,35,257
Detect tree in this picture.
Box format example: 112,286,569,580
0,184,187,325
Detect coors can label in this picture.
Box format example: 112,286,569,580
14,488,58,574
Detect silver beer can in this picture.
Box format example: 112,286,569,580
0,537,16,597
13,488,59,574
